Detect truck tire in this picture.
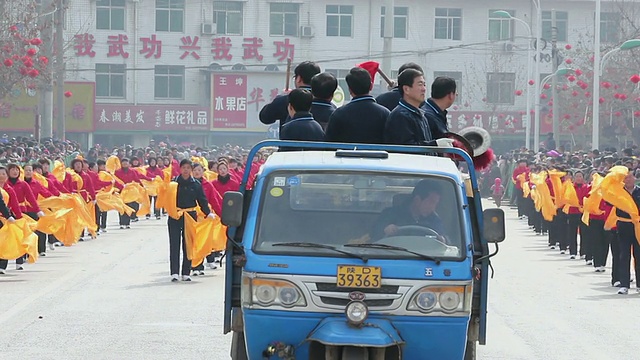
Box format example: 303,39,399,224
230,331,248,360
464,340,476,360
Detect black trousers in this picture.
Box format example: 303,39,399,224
99,210,108,229
25,212,47,254
566,213,586,257
168,212,195,276
530,209,543,233
149,196,161,217
551,212,568,248
119,202,138,225
93,204,100,232
515,188,525,217
590,219,610,267
610,230,621,285
616,223,640,288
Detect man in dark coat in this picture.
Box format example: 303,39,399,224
280,89,325,142
422,76,456,140
325,67,389,144
310,72,338,131
376,62,424,111
384,69,453,148
259,61,321,136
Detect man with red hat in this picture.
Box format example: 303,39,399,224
325,67,389,144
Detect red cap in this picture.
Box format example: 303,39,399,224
357,61,379,90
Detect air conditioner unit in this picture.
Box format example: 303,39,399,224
300,25,314,38
502,42,514,52
201,23,216,35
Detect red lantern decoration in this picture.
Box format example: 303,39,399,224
39,56,48,65
540,93,548,99
602,82,612,89
568,125,575,131
3,59,12,67
23,59,33,68
580,83,588,90
567,75,576,82
565,44,572,50
26,48,37,56
528,80,535,85
547,101,554,106
575,69,583,76
565,58,573,64
562,84,569,90
474,114,481,120
599,97,606,104
634,111,640,117
515,90,523,96
499,113,505,118
615,111,622,117
64,91,72,98
27,69,39,78
630,74,640,84
614,93,621,99
585,92,591,97
543,83,551,90
563,114,571,119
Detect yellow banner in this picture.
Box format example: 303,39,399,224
0,82,95,132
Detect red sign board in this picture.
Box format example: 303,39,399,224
94,104,209,132
212,74,248,129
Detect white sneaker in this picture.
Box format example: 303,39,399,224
199,270,205,276
580,255,586,260
16,264,23,270
192,270,199,277
39,252,46,257
586,260,593,266
561,250,566,255
48,243,55,251
569,255,576,259
54,241,63,247
618,287,629,295
207,262,217,270
171,274,179,282
613,281,621,287
182,275,192,282
0,269,5,275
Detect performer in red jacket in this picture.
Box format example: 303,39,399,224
0,166,24,272
38,158,69,194
212,159,240,195
114,158,142,229
566,170,591,260
23,164,53,256
192,163,224,274
145,157,164,220
88,161,114,234
511,158,530,219
64,159,96,203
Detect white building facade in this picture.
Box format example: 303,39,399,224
57,0,638,148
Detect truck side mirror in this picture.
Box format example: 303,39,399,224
482,208,505,243
221,191,244,227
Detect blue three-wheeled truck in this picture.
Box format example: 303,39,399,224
220,141,505,360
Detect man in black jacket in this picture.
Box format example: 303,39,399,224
259,61,321,135
376,62,424,111
325,67,389,144
422,77,456,140
280,89,325,142
310,72,338,131
384,69,453,148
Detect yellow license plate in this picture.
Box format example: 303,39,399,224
336,265,382,288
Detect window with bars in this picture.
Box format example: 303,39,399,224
434,8,462,40
154,65,184,99
96,64,126,98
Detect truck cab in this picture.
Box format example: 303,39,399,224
222,141,504,360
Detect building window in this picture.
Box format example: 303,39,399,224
156,0,184,32
96,64,125,98
542,11,568,42
380,6,408,39
154,65,184,99
433,71,462,98
96,0,125,30
326,69,352,102
214,1,243,35
488,9,514,41
270,3,299,36
326,5,353,37
600,12,620,43
434,8,462,40
486,72,515,105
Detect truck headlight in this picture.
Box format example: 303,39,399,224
243,277,307,308
407,285,469,314
345,301,368,326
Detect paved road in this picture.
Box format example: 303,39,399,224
0,213,231,360
1,205,636,359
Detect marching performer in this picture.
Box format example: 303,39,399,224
0,166,23,272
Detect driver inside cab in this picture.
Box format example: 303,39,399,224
370,179,445,241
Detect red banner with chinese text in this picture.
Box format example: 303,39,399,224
94,104,209,132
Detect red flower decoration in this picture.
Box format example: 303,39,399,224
580,83,588,90
3,59,13,67
567,75,576,82
602,82,612,89
543,83,551,90
634,111,640,117
515,90,523,96
565,44,572,50
565,59,573,64
528,80,535,85
615,111,622,117
26,48,36,56
575,69,583,76
39,56,48,65
599,97,606,104
29,38,42,46
630,74,640,84
572,90,579,97
64,91,72,98
28,69,39,77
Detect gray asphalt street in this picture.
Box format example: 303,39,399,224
1,204,637,360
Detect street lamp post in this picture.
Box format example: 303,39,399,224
493,10,533,150
532,0,542,152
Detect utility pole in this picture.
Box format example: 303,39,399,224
54,0,65,141
592,0,602,150
39,0,55,140
381,0,394,87
551,10,560,149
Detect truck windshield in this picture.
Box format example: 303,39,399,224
253,171,466,261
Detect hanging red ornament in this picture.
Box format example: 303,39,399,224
543,83,551,90
540,93,548,99
515,90,523,96
29,38,43,46
599,97,606,104
26,48,37,56
64,91,72,98
585,92,591,97
563,114,571,119
565,58,573,64
630,74,640,84
602,82,612,89
562,84,569,90
615,111,622,117
575,69,583,76
565,44,572,50
580,83,588,90
614,93,621,99
634,111,640,117
547,101,554,106
572,90,579,97
39,56,48,64
27,69,39,77
3,59,13,67
23,59,33,68
567,75,576,82
528,80,535,85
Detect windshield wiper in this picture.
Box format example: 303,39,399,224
344,243,441,265
272,242,369,263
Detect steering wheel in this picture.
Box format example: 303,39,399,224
393,225,440,238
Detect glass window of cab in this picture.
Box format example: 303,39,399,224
254,171,466,260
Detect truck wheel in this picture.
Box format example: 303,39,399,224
464,340,476,360
230,331,248,360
